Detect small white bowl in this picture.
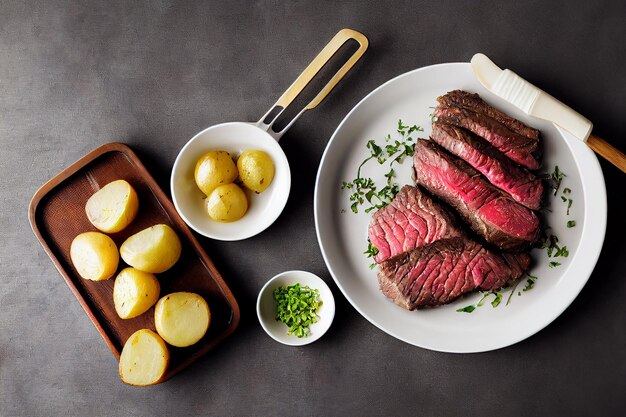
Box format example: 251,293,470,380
257,270,335,346
171,122,291,241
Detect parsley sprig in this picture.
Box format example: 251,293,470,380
457,273,538,313
273,284,323,338
364,242,379,270
341,119,423,214
551,165,566,196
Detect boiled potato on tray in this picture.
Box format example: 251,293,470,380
85,179,139,233
70,232,119,281
120,224,182,273
113,268,160,319
119,329,169,386
154,292,211,347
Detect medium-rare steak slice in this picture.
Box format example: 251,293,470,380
430,122,543,210
413,139,540,251
378,237,530,310
437,90,540,140
434,105,541,170
368,185,465,263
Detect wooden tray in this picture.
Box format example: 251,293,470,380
28,142,240,383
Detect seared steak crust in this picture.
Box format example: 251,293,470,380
437,90,540,140
434,105,541,170
378,237,530,310
430,122,543,210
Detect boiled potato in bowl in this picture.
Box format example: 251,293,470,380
194,150,238,196
237,149,275,193
120,224,182,273
205,183,248,222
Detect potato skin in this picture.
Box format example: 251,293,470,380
119,329,169,386
113,268,160,319
194,151,238,196
154,292,211,347
85,179,139,233
120,224,182,273
237,150,275,193
205,183,248,222
70,232,119,281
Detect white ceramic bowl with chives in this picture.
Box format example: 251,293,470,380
256,270,335,346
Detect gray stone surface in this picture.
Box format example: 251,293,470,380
1,1,625,416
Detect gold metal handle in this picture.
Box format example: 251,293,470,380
258,28,368,139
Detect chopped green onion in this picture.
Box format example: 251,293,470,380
273,283,323,338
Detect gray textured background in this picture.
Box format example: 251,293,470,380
1,1,625,416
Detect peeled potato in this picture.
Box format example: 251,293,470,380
113,268,160,319
70,232,119,281
194,151,238,196
120,224,182,273
154,292,210,347
119,329,169,386
205,183,248,222
237,150,274,193
85,180,139,233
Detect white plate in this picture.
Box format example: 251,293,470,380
314,62,607,353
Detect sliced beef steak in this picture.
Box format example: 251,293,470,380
413,139,541,251
437,90,540,140
368,185,465,263
434,105,541,170
378,237,530,309
430,122,543,210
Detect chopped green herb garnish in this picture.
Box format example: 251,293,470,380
341,119,423,213
523,274,538,292
476,293,491,307
567,198,572,215
561,196,567,202
542,234,566,259
458,291,503,313
554,246,569,258
563,188,571,194
506,281,520,306
364,242,379,258
456,305,476,313
549,261,561,268
567,220,576,228
273,283,323,338
551,165,566,196
491,292,503,308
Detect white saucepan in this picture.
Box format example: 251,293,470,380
171,29,368,241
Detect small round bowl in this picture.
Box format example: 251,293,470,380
171,122,291,241
256,270,335,346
